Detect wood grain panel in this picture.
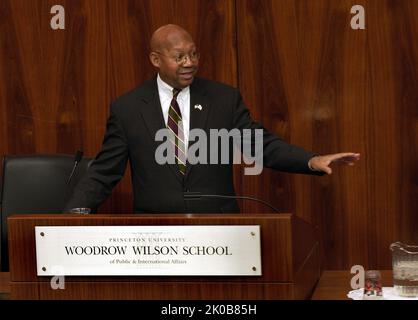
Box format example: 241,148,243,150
363,0,418,267
0,0,37,155
294,243,320,300
10,283,39,300
237,0,418,269
0,272,10,293
237,0,295,214
38,282,294,300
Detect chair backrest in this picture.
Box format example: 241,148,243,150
0,154,92,271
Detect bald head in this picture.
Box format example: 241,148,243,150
149,24,199,89
150,24,194,53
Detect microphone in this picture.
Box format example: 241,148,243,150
67,150,84,186
183,191,280,213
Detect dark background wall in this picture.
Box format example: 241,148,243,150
0,0,417,270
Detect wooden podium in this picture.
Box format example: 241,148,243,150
8,213,320,300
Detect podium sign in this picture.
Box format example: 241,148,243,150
35,225,262,276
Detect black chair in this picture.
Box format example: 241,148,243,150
0,154,92,271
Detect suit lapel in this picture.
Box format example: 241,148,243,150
185,79,211,179
138,78,166,139
138,77,184,183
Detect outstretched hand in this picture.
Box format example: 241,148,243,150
308,153,360,175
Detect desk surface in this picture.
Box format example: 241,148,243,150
311,270,393,300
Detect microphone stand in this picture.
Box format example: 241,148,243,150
67,150,83,186
183,192,280,213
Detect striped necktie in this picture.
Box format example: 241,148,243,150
167,88,186,175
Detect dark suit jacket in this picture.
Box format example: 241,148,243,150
65,76,321,213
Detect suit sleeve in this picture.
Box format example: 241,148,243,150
231,90,324,175
64,104,129,211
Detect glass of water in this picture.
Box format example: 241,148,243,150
69,207,91,215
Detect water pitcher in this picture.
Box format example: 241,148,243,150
390,242,418,297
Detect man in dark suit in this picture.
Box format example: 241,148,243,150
65,24,359,213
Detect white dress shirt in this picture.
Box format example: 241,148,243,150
157,74,190,150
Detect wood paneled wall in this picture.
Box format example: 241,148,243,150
0,0,417,269
237,0,418,270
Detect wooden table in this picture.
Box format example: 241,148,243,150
311,270,393,300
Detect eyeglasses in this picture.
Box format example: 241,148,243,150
155,51,200,65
